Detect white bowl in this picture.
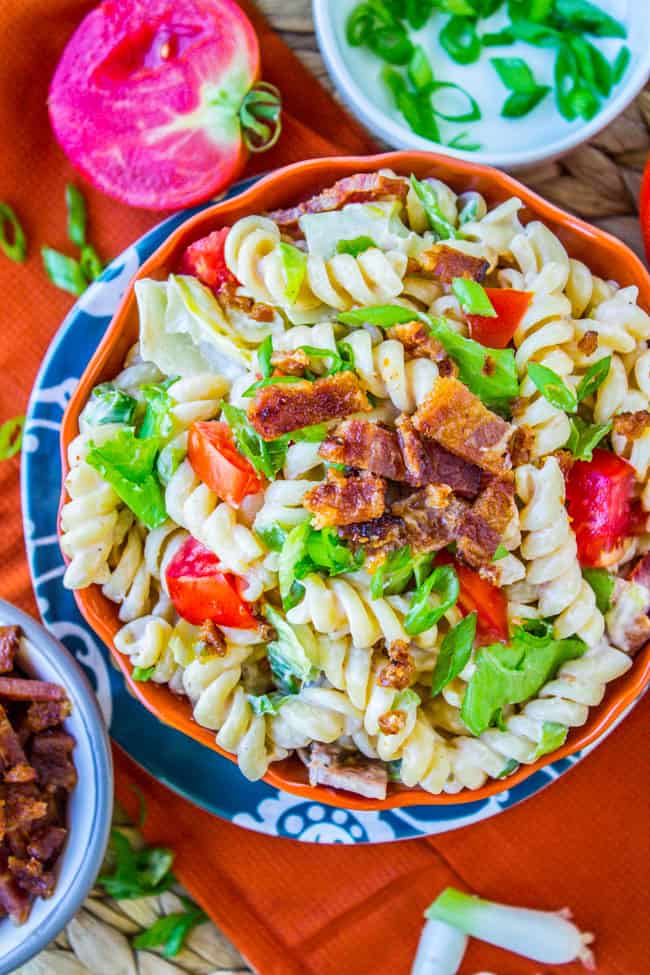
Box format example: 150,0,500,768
313,0,650,169
0,601,113,975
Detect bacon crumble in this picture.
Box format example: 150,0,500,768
267,172,408,231
0,627,20,674
248,372,370,441
418,244,489,283
612,411,650,441
396,414,482,497
378,641,415,691
378,710,407,735
457,478,515,568
319,419,406,481
304,470,386,528
386,320,446,363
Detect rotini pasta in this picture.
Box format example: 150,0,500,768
64,168,647,800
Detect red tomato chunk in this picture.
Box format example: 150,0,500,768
180,229,238,292
166,537,257,628
565,449,636,568
188,421,264,507
468,288,532,349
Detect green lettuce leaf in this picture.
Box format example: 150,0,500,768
86,429,167,530
264,604,320,692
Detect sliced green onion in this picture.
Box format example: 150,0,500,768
612,45,631,85
278,242,307,304
383,67,441,142
405,565,459,635
0,415,25,460
446,131,482,151
527,362,577,412
566,416,611,461
80,244,103,282
554,43,581,121
258,334,273,379
452,278,496,317
41,247,88,296
65,183,87,248
339,304,416,329
439,16,482,66
430,613,476,696
554,0,626,39
132,665,156,682
336,236,377,257
426,887,595,967
410,175,460,239
0,203,27,263
429,82,482,123
502,87,550,117
491,57,542,93
576,355,611,402
369,25,414,65
411,918,468,975
492,544,508,561
583,567,615,614
408,45,434,91
482,28,515,46
242,375,305,398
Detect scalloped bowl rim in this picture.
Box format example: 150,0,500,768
59,150,650,811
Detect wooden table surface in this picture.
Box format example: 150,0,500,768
25,4,649,974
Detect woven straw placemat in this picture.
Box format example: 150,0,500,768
25,5,649,973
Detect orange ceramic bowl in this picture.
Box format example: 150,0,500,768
60,152,650,810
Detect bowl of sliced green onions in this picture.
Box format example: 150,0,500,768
313,0,650,169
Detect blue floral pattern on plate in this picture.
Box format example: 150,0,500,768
21,177,618,844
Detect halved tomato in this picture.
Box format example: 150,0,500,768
166,537,257,627
565,449,636,568
436,553,509,644
188,421,264,507
468,288,532,349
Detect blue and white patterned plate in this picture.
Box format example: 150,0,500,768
21,177,613,844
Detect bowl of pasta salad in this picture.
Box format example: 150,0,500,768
58,152,650,810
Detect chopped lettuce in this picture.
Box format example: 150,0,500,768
136,275,253,380
278,242,307,304
279,523,361,611
430,613,477,697
393,688,421,710
460,626,587,736
582,567,615,614
86,428,167,530
531,721,568,760
404,565,460,636
248,692,292,716
299,201,422,259
264,604,320,693
138,384,174,441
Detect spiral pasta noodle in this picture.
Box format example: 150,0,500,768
516,458,604,645
344,328,439,412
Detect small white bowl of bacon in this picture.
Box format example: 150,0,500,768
0,600,112,974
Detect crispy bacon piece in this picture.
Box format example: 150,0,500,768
0,856,30,923
0,628,20,675
338,514,407,560
30,732,77,794
198,620,227,658
413,377,512,476
457,478,515,569
3,786,47,833
612,411,650,440
218,285,276,322
303,742,388,800
248,372,370,441
552,449,575,480
0,678,67,703
378,640,415,691
270,348,309,376
267,172,408,231
392,485,469,555
419,244,489,283
396,414,481,497
304,470,386,528
319,419,406,481
578,329,598,355
24,700,72,735
509,424,536,467
27,825,67,864
0,705,35,785
8,856,55,898
387,320,446,362
378,710,407,735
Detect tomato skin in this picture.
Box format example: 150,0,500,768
468,288,532,349
166,537,257,628
436,553,509,644
180,229,238,292
565,449,636,568
641,158,650,264
188,421,264,507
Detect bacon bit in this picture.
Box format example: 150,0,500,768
319,419,406,481
457,478,515,569
30,732,77,794
219,284,276,322
24,700,72,735
304,742,388,800
438,357,458,378
387,320,446,362
378,710,407,735
0,705,35,785
198,620,227,658
338,514,407,560
418,244,489,283
248,372,370,441
612,411,650,441
396,414,482,497
0,628,20,675
392,486,469,555
270,348,310,377
578,330,599,355
0,678,67,703
267,172,408,230
8,856,55,898
510,424,536,467
3,786,48,833
0,860,31,924
378,640,415,690
413,377,512,476
304,470,386,528
483,355,496,377
26,826,67,864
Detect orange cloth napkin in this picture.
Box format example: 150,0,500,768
0,3,648,973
